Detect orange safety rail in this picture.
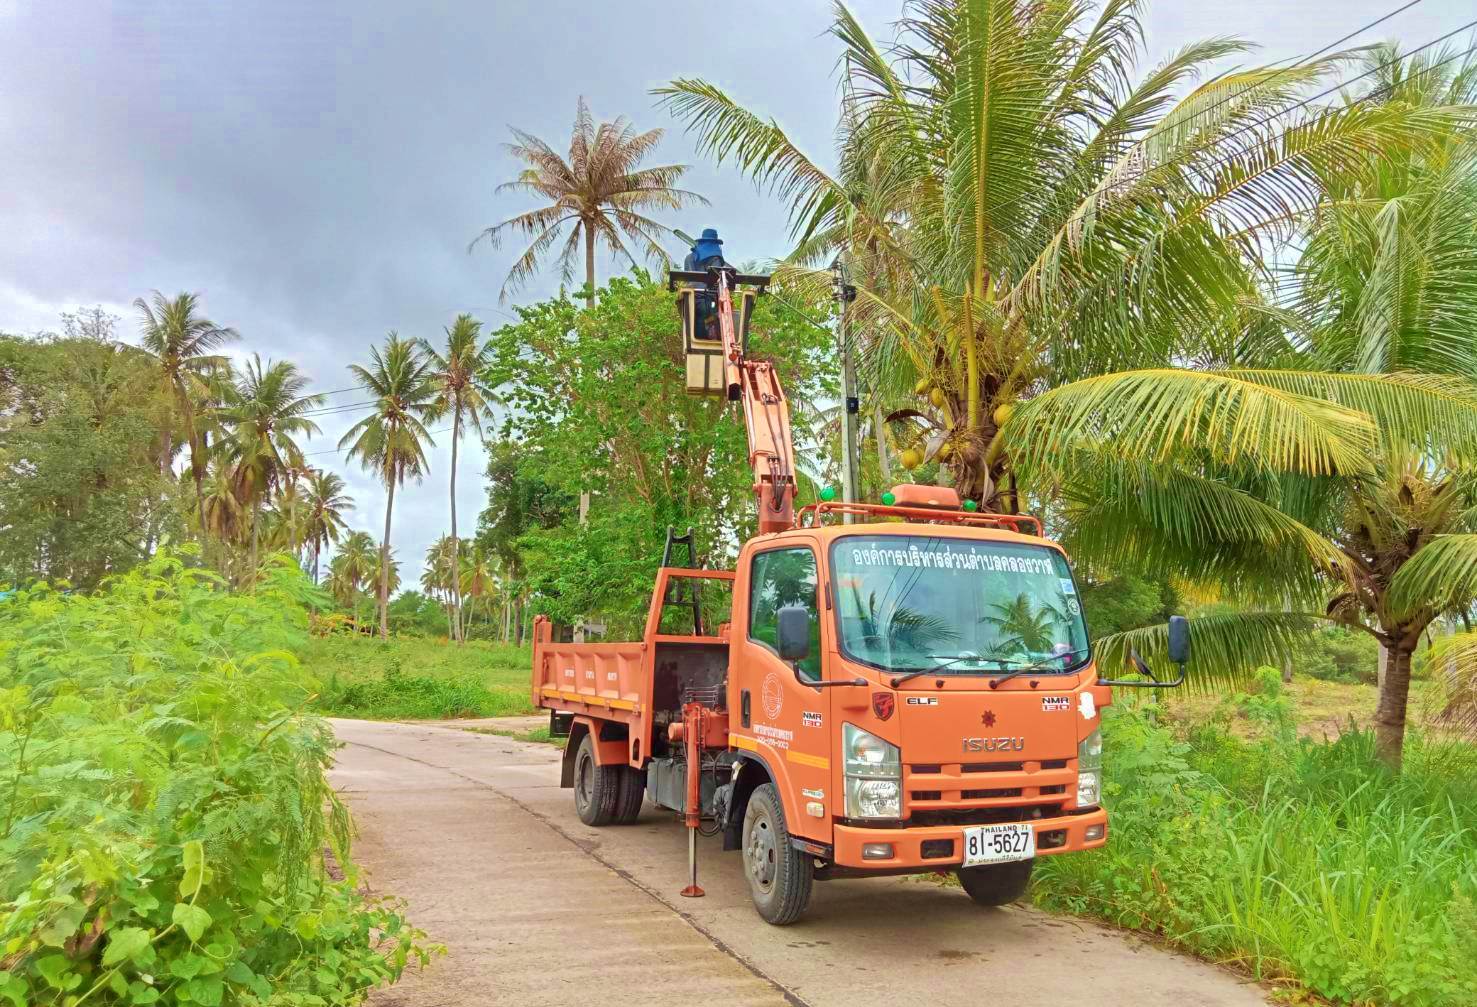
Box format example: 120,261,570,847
796,500,1044,537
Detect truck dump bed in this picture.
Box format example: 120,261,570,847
532,567,736,768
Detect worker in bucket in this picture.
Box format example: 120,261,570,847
683,227,726,339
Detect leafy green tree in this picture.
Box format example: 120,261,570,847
340,334,437,638
419,314,495,643
219,354,323,578
471,96,706,308
132,290,237,497
0,334,183,587
479,273,834,633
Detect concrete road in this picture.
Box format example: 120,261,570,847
329,719,1267,1007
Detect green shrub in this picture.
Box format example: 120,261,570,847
1297,626,1380,684
0,552,436,1006
1034,703,1477,1006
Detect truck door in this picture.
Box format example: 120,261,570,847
734,541,830,842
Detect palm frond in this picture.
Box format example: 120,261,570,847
1095,611,1325,693
1386,534,1477,624
1004,368,1378,476
654,78,846,240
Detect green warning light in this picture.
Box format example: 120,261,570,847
880,491,897,506
819,486,837,502
962,499,979,512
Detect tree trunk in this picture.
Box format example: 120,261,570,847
449,410,462,643
1374,636,1415,771
873,402,892,483
380,479,395,640
313,540,321,585
1377,643,1389,691
583,223,596,311
249,500,261,586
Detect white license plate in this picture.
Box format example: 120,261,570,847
962,822,1035,866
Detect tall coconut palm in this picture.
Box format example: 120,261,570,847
419,315,495,643
340,334,437,638
304,469,352,584
422,535,458,638
459,543,498,640
1065,48,1477,769
219,355,323,578
133,291,237,496
657,1,1470,504
471,96,707,308
197,456,246,577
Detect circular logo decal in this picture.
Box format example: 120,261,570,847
761,672,784,720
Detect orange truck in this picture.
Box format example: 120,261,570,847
531,259,1188,924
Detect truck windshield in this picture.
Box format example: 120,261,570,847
831,535,1090,675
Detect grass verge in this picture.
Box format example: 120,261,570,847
1033,672,1477,1007
304,635,536,720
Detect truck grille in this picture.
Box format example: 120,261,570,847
905,760,1074,815
911,804,1063,827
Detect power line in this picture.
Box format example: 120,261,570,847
1205,18,1477,161
956,12,1477,238
301,425,455,459
1169,1,1426,130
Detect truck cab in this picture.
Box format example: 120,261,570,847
720,491,1109,920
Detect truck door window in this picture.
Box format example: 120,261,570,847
748,547,821,680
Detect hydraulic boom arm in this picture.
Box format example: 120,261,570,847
670,266,796,535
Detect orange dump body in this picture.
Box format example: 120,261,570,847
533,511,1113,877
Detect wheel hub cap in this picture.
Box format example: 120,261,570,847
747,816,776,890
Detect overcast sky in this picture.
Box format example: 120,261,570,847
0,0,1468,586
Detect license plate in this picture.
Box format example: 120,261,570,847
962,822,1035,866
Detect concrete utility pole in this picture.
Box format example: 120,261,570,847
832,259,861,523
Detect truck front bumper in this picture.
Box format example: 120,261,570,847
830,807,1107,870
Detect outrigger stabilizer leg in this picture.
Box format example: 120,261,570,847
679,700,705,898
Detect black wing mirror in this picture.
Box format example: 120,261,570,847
1167,614,1190,666
775,605,867,691
776,605,811,662
1098,614,1189,689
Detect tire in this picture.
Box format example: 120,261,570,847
741,783,813,925
572,734,621,826
956,858,1034,907
611,766,645,825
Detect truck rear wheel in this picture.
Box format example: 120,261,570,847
573,734,621,826
611,765,645,825
956,858,1034,907
741,783,813,925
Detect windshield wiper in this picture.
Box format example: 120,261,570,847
890,654,995,688
987,649,1090,690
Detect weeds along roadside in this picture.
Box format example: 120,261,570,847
1032,670,1477,1007
0,552,439,1006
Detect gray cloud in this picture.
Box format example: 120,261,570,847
1,0,1465,583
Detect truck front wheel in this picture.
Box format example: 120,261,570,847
741,783,813,925
573,734,622,826
956,858,1034,906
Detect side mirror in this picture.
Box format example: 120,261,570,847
776,605,812,663
1167,615,1190,666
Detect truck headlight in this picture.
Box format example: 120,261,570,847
846,777,902,818
843,723,901,818
1077,727,1103,808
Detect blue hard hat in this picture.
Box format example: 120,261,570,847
693,227,724,263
